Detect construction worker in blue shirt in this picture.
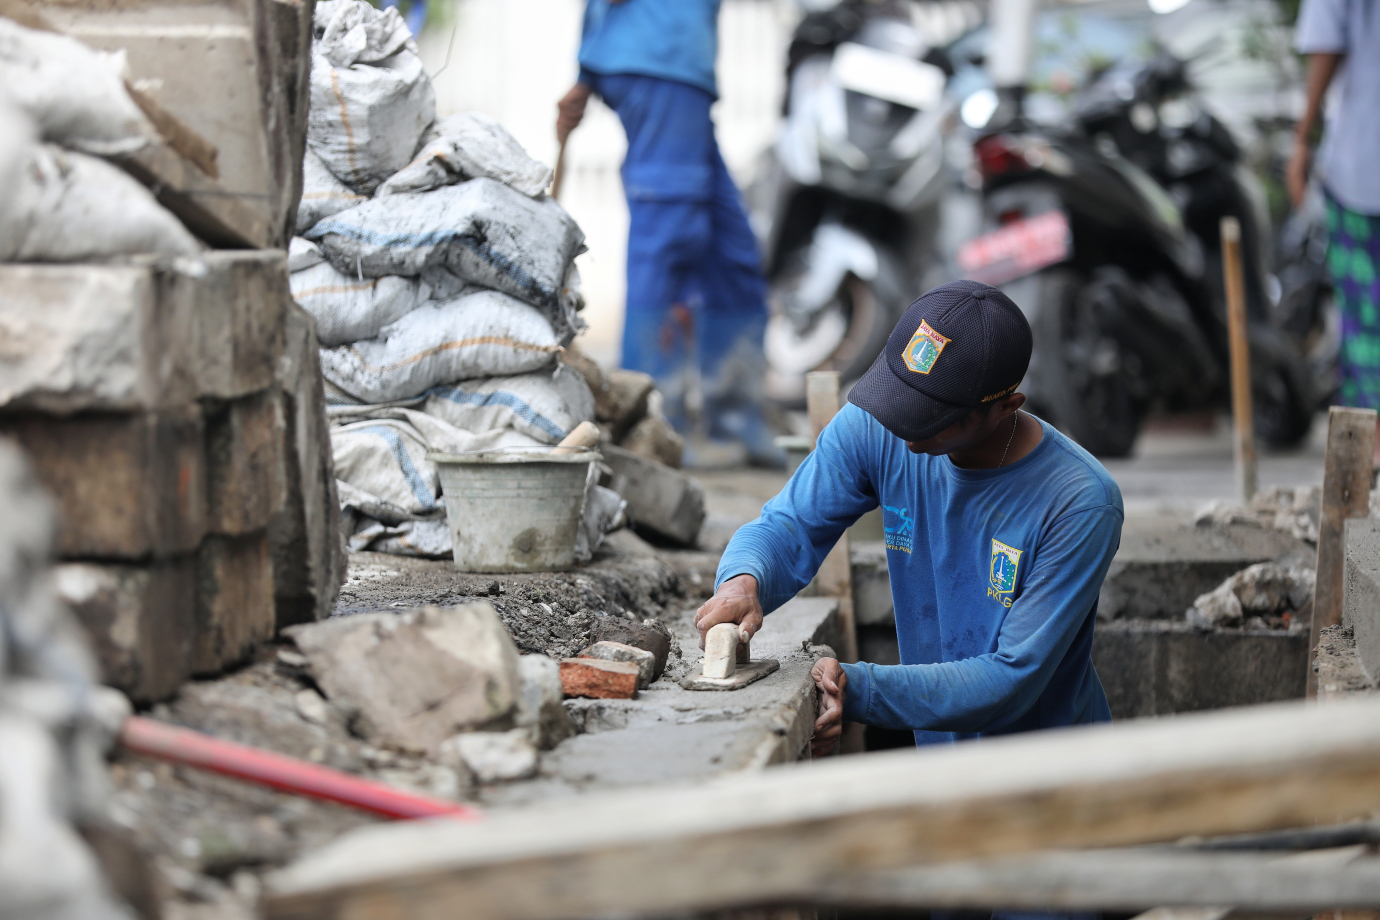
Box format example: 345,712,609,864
555,0,778,465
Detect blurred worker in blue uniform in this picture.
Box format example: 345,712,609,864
556,0,778,466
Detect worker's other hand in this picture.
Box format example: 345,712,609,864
811,657,847,758
556,83,592,144
1287,137,1311,209
693,574,763,649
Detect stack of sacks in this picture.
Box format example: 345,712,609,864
0,18,201,260
292,0,620,561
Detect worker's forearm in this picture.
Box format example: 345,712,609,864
1297,53,1343,143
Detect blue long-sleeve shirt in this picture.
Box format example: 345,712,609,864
717,404,1121,746
578,0,721,98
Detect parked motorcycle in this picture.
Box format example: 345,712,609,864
958,51,1314,456
747,0,964,405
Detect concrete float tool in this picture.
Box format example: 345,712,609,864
119,716,481,821
681,622,779,691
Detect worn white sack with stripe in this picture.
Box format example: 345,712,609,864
0,17,155,157
289,254,430,346
307,0,435,196
376,112,553,198
332,407,544,518
296,148,368,234
420,365,595,445
305,178,586,339
320,289,560,403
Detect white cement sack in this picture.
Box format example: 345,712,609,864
307,0,435,195
296,147,368,233
377,112,553,198
421,364,595,445
0,19,154,157
0,95,36,239
320,289,561,403
289,236,327,272
348,516,452,557
290,260,430,346
306,178,586,333
332,407,542,517
0,144,201,261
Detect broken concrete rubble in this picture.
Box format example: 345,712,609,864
588,615,673,681
440,729,538,784
1188,562,1315,630
603,444,706,546
512,654,575,750
286,603,522,755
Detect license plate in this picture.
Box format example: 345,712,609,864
957,210,1071,286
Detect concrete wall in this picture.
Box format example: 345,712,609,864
1344,518,1380,684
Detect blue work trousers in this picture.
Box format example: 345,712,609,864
586,72,771,453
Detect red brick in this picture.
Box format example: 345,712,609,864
559,657,639,699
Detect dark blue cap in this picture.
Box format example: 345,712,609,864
848,280,1032,441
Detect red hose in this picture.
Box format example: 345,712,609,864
120,716,482,821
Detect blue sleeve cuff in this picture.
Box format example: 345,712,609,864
840,662,871,724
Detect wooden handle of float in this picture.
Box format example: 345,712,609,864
552,421,600,454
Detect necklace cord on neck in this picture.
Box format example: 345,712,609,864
998,410,1019,468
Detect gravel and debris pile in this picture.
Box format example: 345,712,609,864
336,547,683,661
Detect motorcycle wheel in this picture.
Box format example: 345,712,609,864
1249,326,1314,448
1034,269,1142,458
764,248,908,402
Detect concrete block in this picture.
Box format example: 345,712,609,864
560,657,639,699
47,0,313,248
595,370,655,440
513,655,576,750
181,251,290,400
54,559,196,704
560,348,653,440
205,390,288,536
851,541,894,627
1344,518,1380,684
588,617,671,681
285,603,523,755
1099,521,1310,620
267,304,345,628
1091,620,1306,718
618,413,684,469
580,641,655,689
0,265,196,414
602,444,705,546
0,407,207,560
440,729,538,783
193,532,276,676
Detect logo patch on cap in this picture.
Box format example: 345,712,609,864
902,320,950,375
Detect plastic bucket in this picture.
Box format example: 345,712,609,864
428,448,597,573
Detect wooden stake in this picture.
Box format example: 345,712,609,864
805,371,857,666
1221,217,1256,505
1307,406,1377,696
550,137,568,201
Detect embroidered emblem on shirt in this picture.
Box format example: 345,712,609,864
902,320,950,374
989,538,1022,594
883,504,914,554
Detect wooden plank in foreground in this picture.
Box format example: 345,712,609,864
815,845,1380,912
263,696,1380,920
